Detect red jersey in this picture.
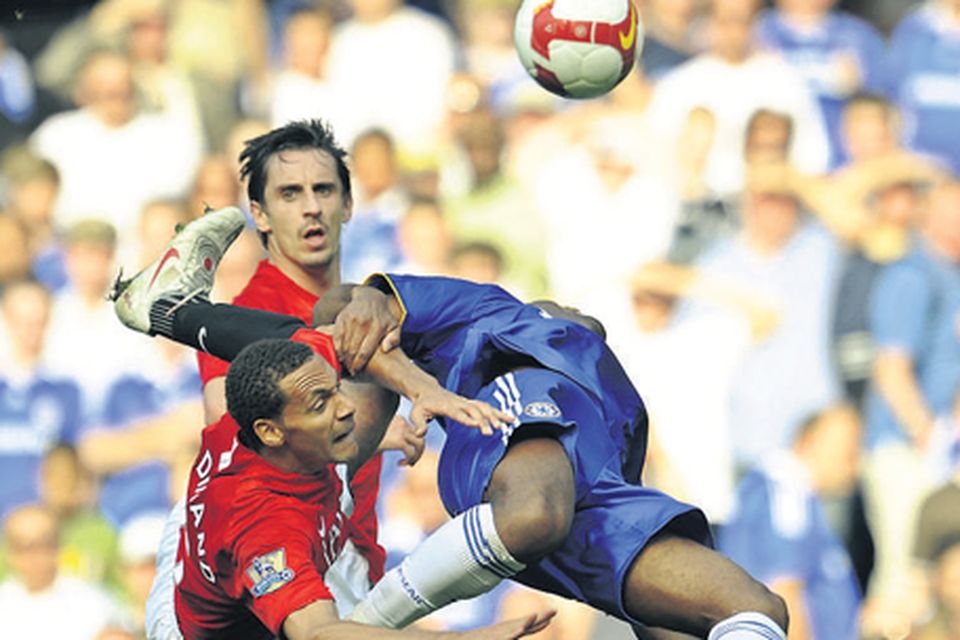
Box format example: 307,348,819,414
197,259,383,580
175,332,386,639
198,260,318,385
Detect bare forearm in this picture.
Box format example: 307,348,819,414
873,352,934,444
364,345,442,403
79,401,202,473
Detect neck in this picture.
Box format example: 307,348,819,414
268,255,340,298
743,231,786,256
11,345,42,371
716,49,749,65
260,448,324,476
783,8,827,28
927,234,960,264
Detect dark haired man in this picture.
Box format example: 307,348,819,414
169,333,549,639
191,119,405,633
116,207,790,640
113,118,409,638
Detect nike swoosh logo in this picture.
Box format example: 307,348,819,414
198,326,209,353
148,247,180,289
619,4,636,50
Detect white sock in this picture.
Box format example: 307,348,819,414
707,612,787,640
349,503,524,628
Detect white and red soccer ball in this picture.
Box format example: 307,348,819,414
514,0,641,99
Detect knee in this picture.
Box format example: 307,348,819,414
728,583,789,633
490,492,573,562
765,589,790,633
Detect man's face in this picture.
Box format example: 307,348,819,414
274,356,358,468
251,148,352,278
5,508,59,592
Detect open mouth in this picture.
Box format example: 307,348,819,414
303,226,327,248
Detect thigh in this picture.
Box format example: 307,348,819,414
436,368,602,516
512,470,710,625
622,532,782,637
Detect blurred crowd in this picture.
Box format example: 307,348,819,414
0,0,958,638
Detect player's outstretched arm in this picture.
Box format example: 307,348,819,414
359,336,514,437
284,600,554,640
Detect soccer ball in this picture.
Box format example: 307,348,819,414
514,0,641,99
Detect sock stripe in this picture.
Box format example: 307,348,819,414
465,508,512,578
710,620,784,640
463,507,513,578
461,510,501,577
468,507,517,578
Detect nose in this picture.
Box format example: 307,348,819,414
303,192,324,218
336,395,356,420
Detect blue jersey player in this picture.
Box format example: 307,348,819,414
112,209,790,640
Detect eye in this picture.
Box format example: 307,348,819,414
315,184,334,196
280,187,298,200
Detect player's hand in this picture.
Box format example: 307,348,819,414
458,610,556,639
408,387,516,437
376,415,426,466
334,287,401,375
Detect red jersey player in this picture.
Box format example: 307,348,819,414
196,119,407,590
176,332,552,639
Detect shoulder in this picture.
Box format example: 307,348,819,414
832,10,884,38
31,110,87,146
878,248,937,289
892,6,936,39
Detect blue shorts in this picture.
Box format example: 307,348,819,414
437,368,711,624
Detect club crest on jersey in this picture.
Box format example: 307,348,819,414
247,548,295,597
523,402,561,419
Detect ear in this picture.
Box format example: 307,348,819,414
250,200,271,236
342,194,353,224
254,417,285,449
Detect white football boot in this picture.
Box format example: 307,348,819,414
111,206,246,334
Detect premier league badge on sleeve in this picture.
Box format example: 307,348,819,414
247,548,295,597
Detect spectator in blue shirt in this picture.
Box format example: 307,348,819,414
863,178,960,630
887,1,960,174
756,0,888,167
719,405,863,640
0,280,82,519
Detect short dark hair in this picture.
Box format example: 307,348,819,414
226,339,315,452
239,119,352,207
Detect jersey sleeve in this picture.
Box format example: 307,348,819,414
232,506,334,635
869,262,932,357
366,274,518,336
197,350,230,387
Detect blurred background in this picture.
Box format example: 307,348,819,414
0,0,958,638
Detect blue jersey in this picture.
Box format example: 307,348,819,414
719,454,861,640
756,9,887,167
92,363,202,527
865,241,960,449
369,275,708,624
369,274,647,468
888,6,960,174
0,373,82,518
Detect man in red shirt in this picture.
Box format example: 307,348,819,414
196,119,405,591
174,333,550,639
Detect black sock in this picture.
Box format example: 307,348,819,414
152,299,308,362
